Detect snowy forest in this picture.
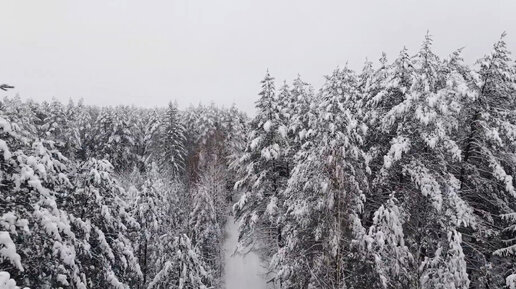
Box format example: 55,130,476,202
1,33,516,289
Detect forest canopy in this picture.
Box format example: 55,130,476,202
1,33,516,289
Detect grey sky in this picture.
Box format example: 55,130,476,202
1,0,515,114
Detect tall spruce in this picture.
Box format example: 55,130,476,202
234,71,289,259
460,33,516,289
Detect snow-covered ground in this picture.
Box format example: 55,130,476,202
223,216,268,289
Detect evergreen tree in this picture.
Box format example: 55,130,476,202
147,234,212,289
130,163,167,288
460,33,516,288
189,163,226,285
365,195,411,288
273,67,369,288
69,158,142,288
158,102,187,176
367,34,475,288
0,112,87,288
2,33,516,289
233,71,289,259
287,75,314,151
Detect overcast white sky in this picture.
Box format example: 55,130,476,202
0,0,515,114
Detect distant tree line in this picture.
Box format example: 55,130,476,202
0,97,247,288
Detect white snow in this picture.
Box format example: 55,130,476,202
56,274,69,286
0,117,12,133
263,120,273,132
278,125,288,138
223,216,267,289
383,136,410,169
0,231,23,271
0,139,11,160
0,271,22,289
507,274,516,289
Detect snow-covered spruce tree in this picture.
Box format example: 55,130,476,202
276,81,293,132
38,100,65,139
90,107,115,160
287,75,314,153
62,100,83,159
276,76,315,171
90,107,137,172
130,108,154,174
27,100,49,139
262,76,315,288
131,167,212,288
182,105,205,182
359,51,414,288
36,99,83,160
272,66,369,289
366,34,475,289
0,96,38,137
128,162,168,288
364,195,412,288
223,105,249,200
494,213,516,289
189,163,227,286
362,48,413,192
157,102,187,176
72,101,96,161
68,158,142,288
419,229,470,289
182,103,227,184
223,104,248,161
186,104,220,148
458,33,516,289
147,233,212,289
126,160,212,289
0,111,87,288
181,104,246,286
113,106,137,171
134,108,163,174
233,71,289,259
